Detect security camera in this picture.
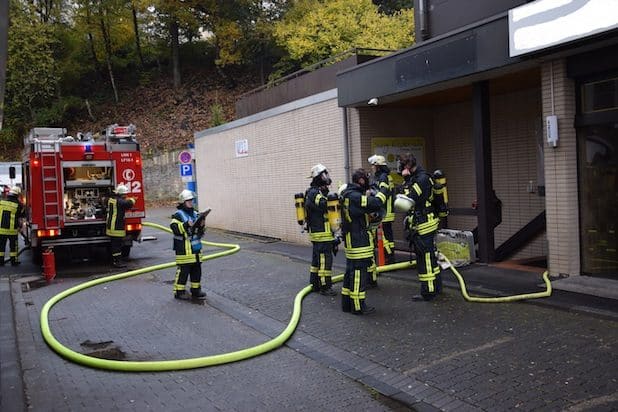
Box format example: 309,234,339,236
368,98,378,106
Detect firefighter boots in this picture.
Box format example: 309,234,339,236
174,290,191,301
352,302,376,315
191,288,206,300
341,295,351,312
320,287,337,296
112,258,127,268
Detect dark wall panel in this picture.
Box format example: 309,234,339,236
415,0,528,40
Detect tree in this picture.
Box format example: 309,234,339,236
130,0,145,67
5,0,58,122
273,0,414,69
150,0,202,88
372,0,414,15
96,0,120,102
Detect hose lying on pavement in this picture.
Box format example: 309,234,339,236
376,255,552,302
40,222,551,372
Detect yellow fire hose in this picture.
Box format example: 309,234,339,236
376,256,552,302
39,222,551,372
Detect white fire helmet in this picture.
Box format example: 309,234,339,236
308,163,328,179
368,154,387,166
114,184,130,195
9,186,21,196
337,183,348,197
393,194,415,213
178,189,195,203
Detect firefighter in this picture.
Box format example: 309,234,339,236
105,184,136,268
170,189,207,301
398,153,442,301
0,186,25,266
305,163,337,296
339,169,386,315
368,154,396,266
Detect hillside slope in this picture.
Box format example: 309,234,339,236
68,68,260,156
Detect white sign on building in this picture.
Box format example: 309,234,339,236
235,139,249,158
509,0,618,57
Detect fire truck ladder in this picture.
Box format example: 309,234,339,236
39,142,62,229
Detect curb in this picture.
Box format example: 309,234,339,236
203,290,476,411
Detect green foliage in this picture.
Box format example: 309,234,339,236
33,96,85,127
209,103,225,127
0,128,20,161
273,0,414,68
5,0,59,122
3,0,416,136
372,0,415,15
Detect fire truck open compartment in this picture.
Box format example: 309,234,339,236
63,161,113,222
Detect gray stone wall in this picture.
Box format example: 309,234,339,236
142,150,184,204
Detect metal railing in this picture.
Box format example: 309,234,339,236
239,47,396,99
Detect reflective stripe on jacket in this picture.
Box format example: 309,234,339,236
340,183,384,260
0,196,24,236
305,186,335,243
403,167,439,235
375,169,395,222
170,208,200,265
106,196,136,237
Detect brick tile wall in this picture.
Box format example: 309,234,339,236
195,98,344,244
541,59,580,276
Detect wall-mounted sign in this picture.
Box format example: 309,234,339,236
178,150,193,164
235,139,249,157
371,137,425,185
180,163,194,182
509,0,618,57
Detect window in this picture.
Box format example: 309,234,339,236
582,77,618,113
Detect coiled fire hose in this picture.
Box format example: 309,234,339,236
39,222,551,371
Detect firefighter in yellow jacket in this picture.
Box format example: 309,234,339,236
170,190,207,301
105,184,136,268
368,155,395,265
339,169,386,315
0,186,25,266
305,164,337,296
398,153,442,301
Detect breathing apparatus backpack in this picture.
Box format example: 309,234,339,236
294,191,342,234
431,170,449,218
294,193,306,227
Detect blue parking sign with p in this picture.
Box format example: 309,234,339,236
180,163,193,177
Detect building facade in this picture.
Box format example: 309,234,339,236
195,0,618,279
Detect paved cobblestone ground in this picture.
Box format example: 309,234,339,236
5,210,618,411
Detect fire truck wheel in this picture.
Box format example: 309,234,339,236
121,245,131,258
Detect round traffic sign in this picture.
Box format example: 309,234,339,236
178,150,193,164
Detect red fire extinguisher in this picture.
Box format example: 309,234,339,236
42,248,56,283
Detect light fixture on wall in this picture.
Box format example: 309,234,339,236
368,98,378,106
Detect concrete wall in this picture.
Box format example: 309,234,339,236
142,150,185,205
194,90,344,244
541,59,580,276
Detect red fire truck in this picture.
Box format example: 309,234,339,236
22,125,146,263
